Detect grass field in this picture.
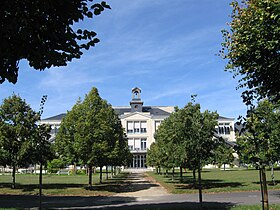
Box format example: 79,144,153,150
147,168,280,194
0,172,129,196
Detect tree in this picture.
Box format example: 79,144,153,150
178,102,219,203
55,87,129,186
0,0,110,84
0,94,39,189
148,100,220,202
221,0,280,104
212,142,235,170
236,100,280,210
55,99,83,175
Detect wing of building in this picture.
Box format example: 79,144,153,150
41,87,236,169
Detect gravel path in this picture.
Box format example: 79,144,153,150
115,172,169,198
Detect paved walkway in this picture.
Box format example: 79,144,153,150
1,172,280,209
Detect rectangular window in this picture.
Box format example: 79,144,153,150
134,138,140,150
218,123,231,135
141,121,147,133
155,120,162,132
141,138,147,150
127,121,133,133
134,121,140,133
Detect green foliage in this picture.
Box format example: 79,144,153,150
55,87,131,184
0,0,110,84
236,100,280,166
147,101,220,171
47,158,66,173
212,142,235,168
0,94,54,188
0,94,39,167
221,0,280,104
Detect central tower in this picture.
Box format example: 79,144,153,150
130,87,143,112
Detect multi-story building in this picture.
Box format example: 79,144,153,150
41,87,236,169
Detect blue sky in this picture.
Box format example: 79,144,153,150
0,0,247,119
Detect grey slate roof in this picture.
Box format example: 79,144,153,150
42,113,66,121
42,106,172,121
114,106,171,116
218,116,234,120
42,110,234,121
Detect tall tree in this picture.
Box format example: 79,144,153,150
236,100,280,210
55,87,129,186
0,94,39,189
148,100,219,202
221,0,280,104
55,99,83,174
179,102,219,203
0,0,110,84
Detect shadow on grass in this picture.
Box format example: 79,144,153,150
0,173,159,194
0,194,235,209
162,176,243,190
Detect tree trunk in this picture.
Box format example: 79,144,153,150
172,167,174,181
271,164,275,185
88,165,92,188
39,162,43,209
180,167,183,182
73,162,77,176
224,164,226,171
99,166,102,184
198,167,203,203
12,164,16,189
106,166,108,180
193,169,196,185
260,165,269,210
111,166,113,178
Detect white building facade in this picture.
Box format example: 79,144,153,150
41,87,236,169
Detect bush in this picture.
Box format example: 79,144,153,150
47,159,65,173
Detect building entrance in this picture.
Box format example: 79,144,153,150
128,154,146,168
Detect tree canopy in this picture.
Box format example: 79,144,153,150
221,0,280,104
0,94,53,188
0,0,110,84
55,87,131,185
236,100,280,166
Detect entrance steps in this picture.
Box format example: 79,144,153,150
123,168,153,173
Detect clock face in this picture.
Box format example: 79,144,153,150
134,105,138,110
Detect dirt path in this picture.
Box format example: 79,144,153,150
116,172,169,198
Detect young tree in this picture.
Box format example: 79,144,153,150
148,100,219,202
179,102,219,203
0,94,39,189
212,142,235,170
0,0,110,84
56,87,129,186
55,99,83,175
221,0,280,104
236,100,280,210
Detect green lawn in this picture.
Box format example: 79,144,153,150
147,168,280,194
0,172,129,196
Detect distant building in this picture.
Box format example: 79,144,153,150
41,87,236,168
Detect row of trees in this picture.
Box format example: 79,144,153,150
0,87,131,189
55,87,131,185
146,99,234,202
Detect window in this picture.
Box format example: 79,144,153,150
218,123,231,135
134,121,140,133
155,120,162,132
127,121,133,133
141,138,147,150
141,121,147,133
126,121,147,134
